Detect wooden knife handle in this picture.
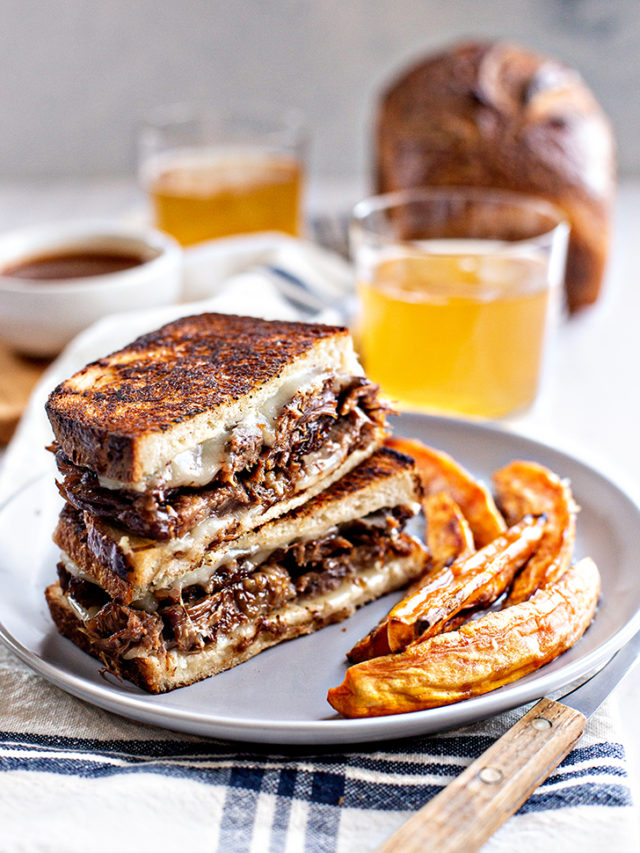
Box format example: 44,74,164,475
374,698,586,853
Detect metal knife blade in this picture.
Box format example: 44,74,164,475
559,626,640,719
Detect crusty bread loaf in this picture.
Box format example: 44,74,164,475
375,40,616,311
46,543,425,694
55,447,420,602
46,313,363,482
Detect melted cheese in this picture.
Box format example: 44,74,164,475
61,503,421,617
97,368,336,493
146,431,356,570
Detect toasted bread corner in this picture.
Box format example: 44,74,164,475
46,313,356,482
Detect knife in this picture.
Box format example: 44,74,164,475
374,628,640,853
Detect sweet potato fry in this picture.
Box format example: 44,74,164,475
388,515,544,651
348,493,474,663
347,515,543,663
386,437,506,547
346,620,393,663
423,492,475,571
493,460,578,605
328,558,600,718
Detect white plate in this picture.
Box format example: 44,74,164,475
1,413,640,745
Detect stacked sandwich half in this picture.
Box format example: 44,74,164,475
44,313,426,692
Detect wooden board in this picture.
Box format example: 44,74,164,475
0,342,49,444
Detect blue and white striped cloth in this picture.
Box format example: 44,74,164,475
0,643,633,853
0,233,636,852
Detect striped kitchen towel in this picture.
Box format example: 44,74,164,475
0,642,633,853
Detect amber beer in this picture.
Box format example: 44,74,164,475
145,148,303,246
139,107,305,246
351,189,568,420
357,249,551,419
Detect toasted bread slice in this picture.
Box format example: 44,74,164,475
46,313,363,484
46,542,426,694
55,447,422,603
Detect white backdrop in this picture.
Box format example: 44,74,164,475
1,0,638,184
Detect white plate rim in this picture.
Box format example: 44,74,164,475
2,414,640,745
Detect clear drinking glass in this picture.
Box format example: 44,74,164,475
351,188,569,419
138,104,306,246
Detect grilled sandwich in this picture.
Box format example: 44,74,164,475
46,313,389,554
44,313,426,693
46,448,426,693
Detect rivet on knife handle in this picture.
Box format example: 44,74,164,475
373,697,586,853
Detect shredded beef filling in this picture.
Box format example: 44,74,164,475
162,565,295,652
54,376,386,540
58,506,417,656
59,566,165,660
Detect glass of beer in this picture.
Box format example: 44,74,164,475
139,104,306,246
351,188,569,419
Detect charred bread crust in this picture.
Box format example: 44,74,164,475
273,446,422,521
53,504,139,603
302,446,422,506
45,313,353,481
45,540,426,694
375,40,616,311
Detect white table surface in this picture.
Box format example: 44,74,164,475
0,176,639,819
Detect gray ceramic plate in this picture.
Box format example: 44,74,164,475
1,413,640,745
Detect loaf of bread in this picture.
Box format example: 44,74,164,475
375,40,616,311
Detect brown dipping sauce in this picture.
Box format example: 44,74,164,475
2,251,146,281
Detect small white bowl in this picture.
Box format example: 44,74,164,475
0,220,182,356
